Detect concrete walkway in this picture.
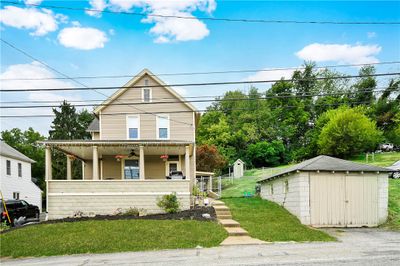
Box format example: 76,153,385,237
212,200,265,245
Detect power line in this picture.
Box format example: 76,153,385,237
0,38,194,126
1,1,399,25
1,72,399,92
0,89,389,109
0,87,391,105
0,101,375,118
1,61,399,81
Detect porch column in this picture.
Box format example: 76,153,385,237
185,145,191,180
139,145,145,180
45,146,52,180
208,176,213,191
92,146,99,180
66,155,72,180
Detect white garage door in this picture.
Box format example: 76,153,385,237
310,173,378,227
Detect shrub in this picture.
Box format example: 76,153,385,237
122,207,140,216
157,193,180,213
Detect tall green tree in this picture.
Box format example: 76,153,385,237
317,107,383,158
1,128,46,190
49,101,94,179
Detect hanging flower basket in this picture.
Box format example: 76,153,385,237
160,154,169,161
115,154,127,161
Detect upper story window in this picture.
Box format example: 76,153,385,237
157,115,170,139
127,115,140,139
18,163,22,177
142,88,152,103
6,160,11,175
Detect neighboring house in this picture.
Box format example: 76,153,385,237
0,141,42,211
42,69,199,219
257,155,390,227
233,159,244,178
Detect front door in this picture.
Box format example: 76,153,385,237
124,160,139,179
166,161,180,176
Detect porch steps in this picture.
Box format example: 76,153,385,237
213,201,266,246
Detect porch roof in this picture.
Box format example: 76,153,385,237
40,140,194,160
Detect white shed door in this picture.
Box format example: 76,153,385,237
310,173,378,227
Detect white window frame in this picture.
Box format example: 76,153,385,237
6,160,11,176
126,115,140,140
142,88,152,103
156,114,170,140
18,162,22,177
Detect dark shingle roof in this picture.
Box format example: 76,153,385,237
86,117,99,132
257,155,391,183
0,141,35,163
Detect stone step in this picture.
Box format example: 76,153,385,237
215,210,232,217
220,236,266,246
217,214,232,219
219,219,240,227
225,227,249,236
213,205,229,211
212,200,225,206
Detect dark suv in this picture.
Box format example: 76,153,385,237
1,199,40,225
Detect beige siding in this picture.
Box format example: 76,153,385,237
102,155,121,180
47,180,190,219
91,132,100,140
260,173,310,224
145,155,166,179
100,74,194,141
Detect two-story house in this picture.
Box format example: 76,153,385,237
1,141,42,211
42,69,199,219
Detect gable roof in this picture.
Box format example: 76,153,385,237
93,68,198,114
0,141,35,163
257,155,391,183
234,159,244,164
86,117,99,132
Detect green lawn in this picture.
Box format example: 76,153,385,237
351,151,400,167
223,197,335,242
384,179,400,230
0,220,227,258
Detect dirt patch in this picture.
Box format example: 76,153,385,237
1,207,217,234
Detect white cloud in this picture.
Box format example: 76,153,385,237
58,26,108,50
296,43,381,65
104,0,216,42
0,61,80,101
24,0,43,4
86,0,107,17
0,6,62,36
245,68,297,82
367,32,377,38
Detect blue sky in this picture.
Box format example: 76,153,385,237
1,0,399,135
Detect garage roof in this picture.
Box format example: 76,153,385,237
257,155,391,183
0,141,35,163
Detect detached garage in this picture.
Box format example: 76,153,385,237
257,155,390,227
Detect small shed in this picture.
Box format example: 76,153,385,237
233,159,245,178
257,155,390,227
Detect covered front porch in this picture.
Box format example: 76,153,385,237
42,140,195,219
43,140,195,181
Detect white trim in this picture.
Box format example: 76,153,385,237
99,111,102,140
141,87,152,103
48,192,190,196
126,115,140,140
165,157,181,176
156,114,170,140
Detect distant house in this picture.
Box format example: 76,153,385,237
41,69,199,219
257,155,390,227
0,141,42,211
233,159,244,178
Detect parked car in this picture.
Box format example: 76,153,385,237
1,199,40,225
387,161,400,179
379,143,394,152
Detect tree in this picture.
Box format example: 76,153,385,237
1,128,46,190
196,144,227,174
317,107,382,158
246,140,286,167
351,66,377,105
49,101,94,179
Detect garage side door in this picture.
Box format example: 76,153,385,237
310,173,346,226
345,174,378,227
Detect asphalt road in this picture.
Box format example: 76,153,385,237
2,228,400,266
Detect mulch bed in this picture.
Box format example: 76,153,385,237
0,206,217,234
